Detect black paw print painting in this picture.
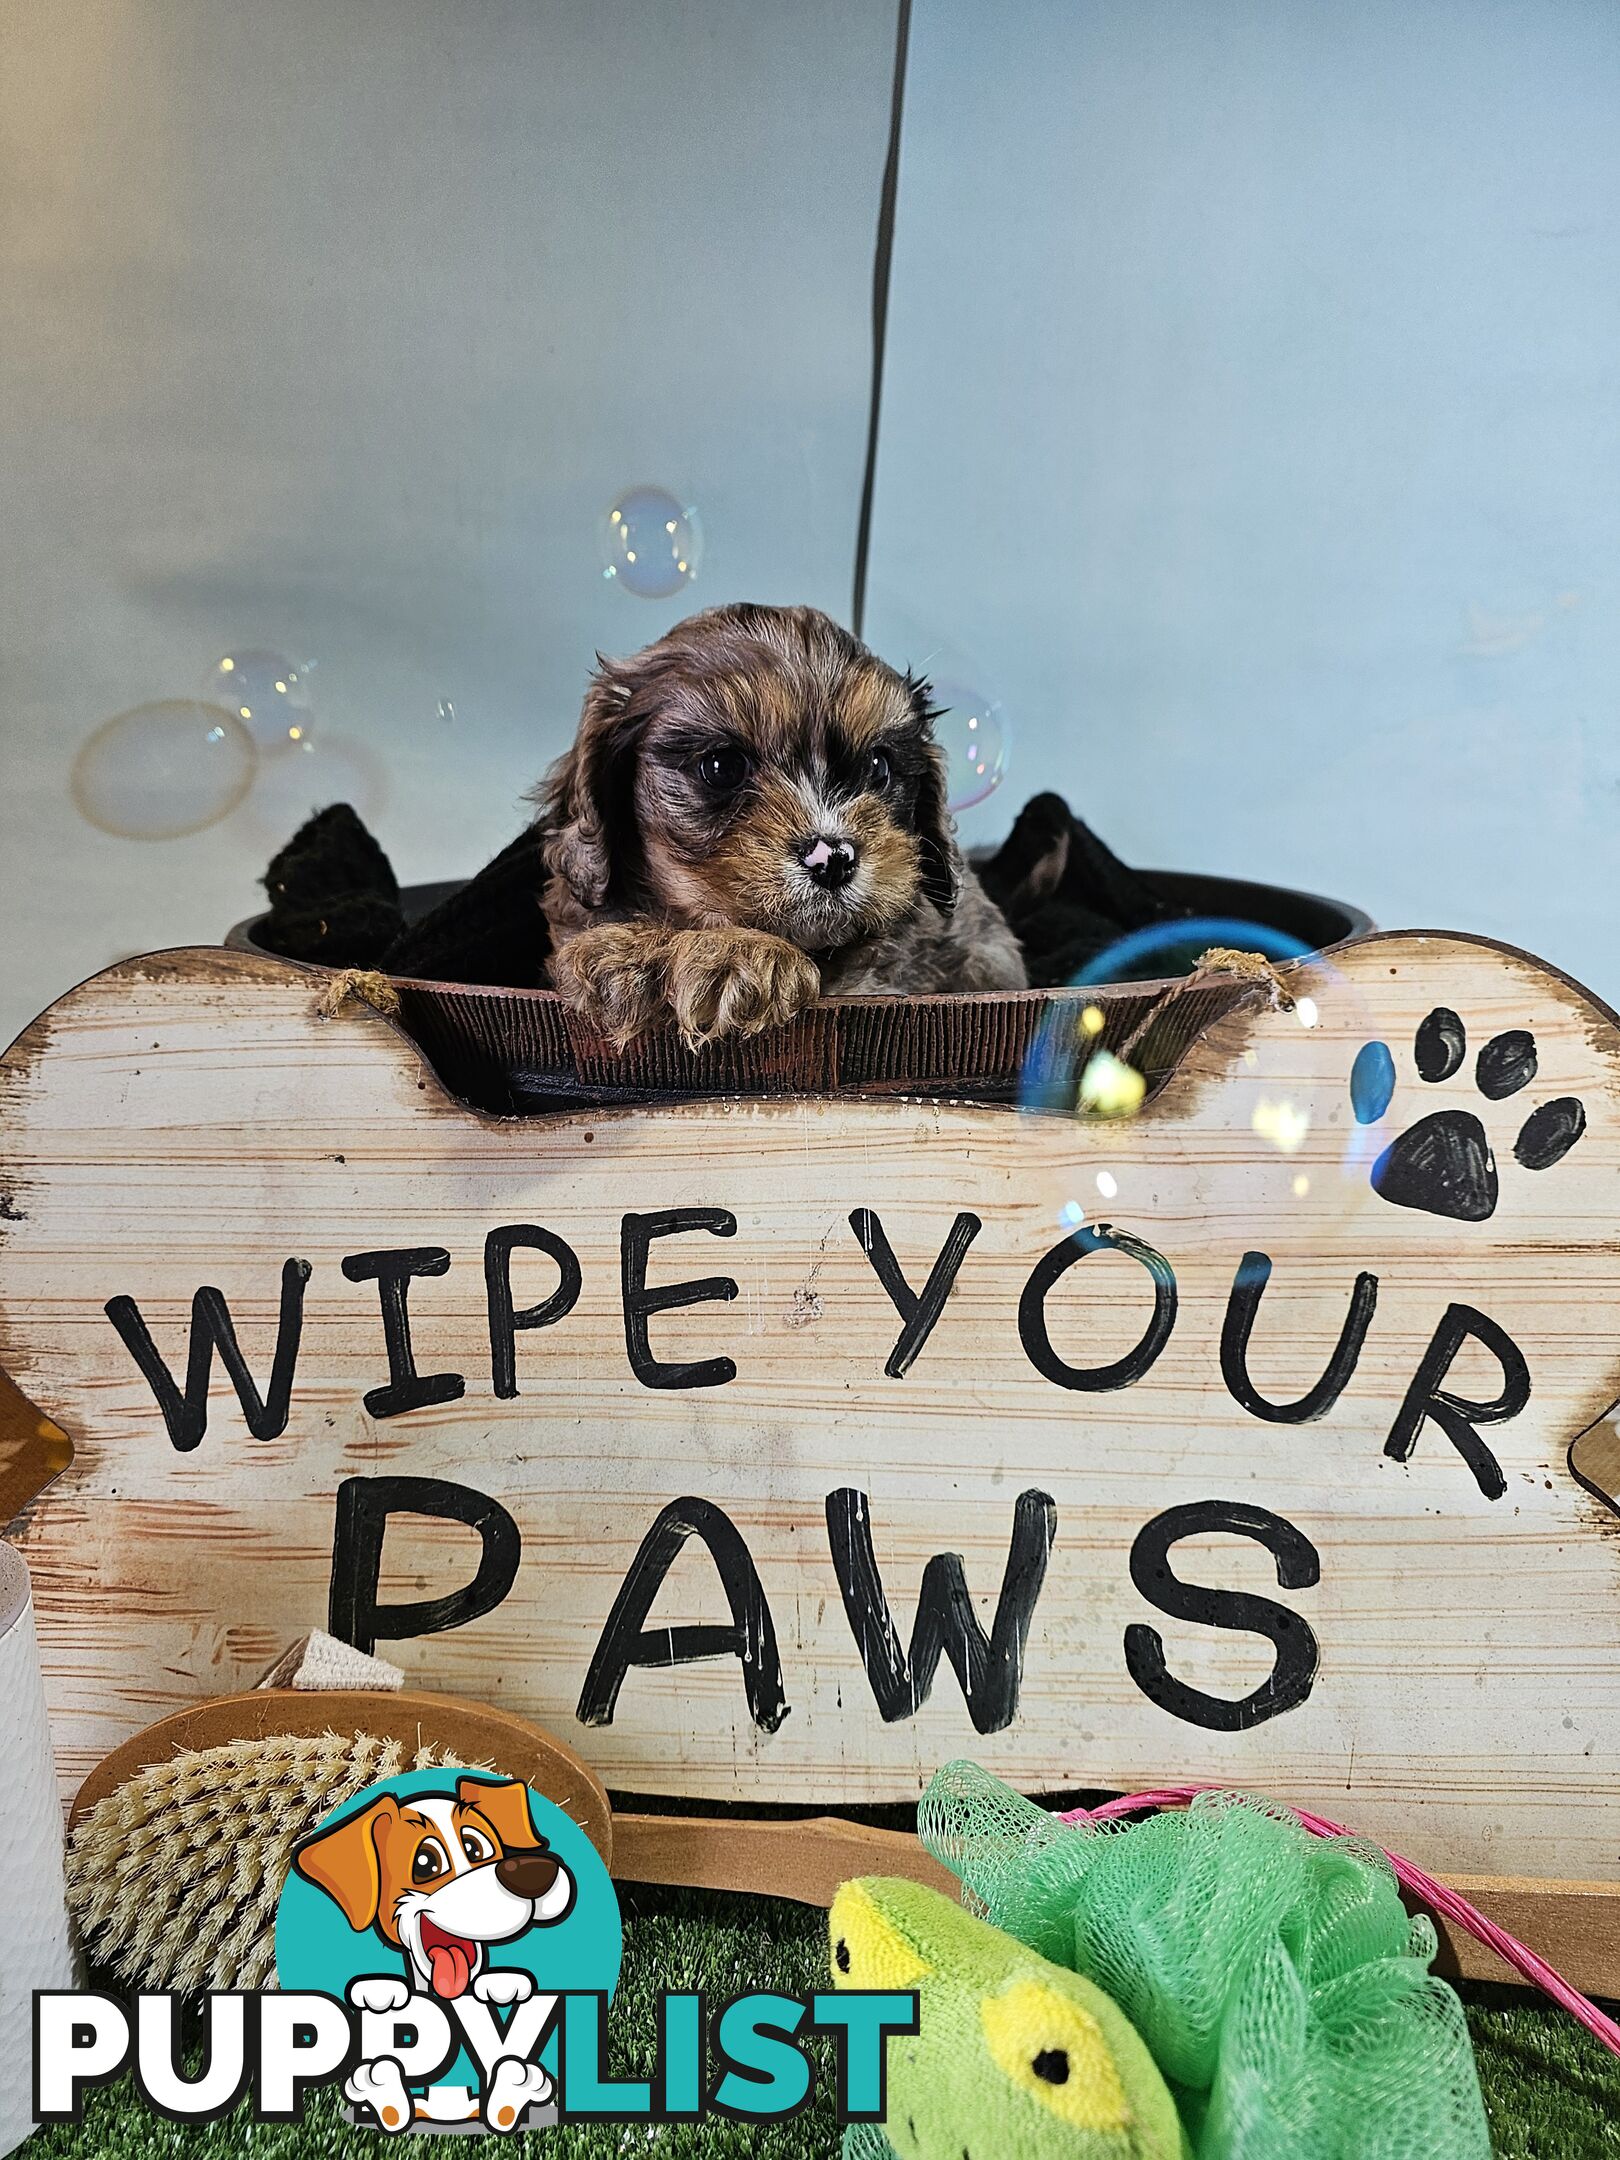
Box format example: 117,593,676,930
1351,1007,1586,1221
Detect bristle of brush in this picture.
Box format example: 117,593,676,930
66,1729,489,1992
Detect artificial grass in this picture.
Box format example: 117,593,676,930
1466,1987,1620,2159
27,1886,1620,2157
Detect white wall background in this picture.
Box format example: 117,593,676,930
4,0,1620,1043
869,0,1620,992
0,0,892,1042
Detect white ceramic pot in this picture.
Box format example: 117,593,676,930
0,1543,76,2155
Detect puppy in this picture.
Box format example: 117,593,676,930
292,1773,574,2002
539,603,1027,1048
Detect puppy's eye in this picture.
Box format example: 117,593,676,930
866,748,893,792
460,1828,495,1864
696,745,750,794
411,1837,450,1884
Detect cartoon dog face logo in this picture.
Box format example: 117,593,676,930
293,1774,576,1999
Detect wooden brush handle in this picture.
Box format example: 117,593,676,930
613,1808,1620,2000
614,1811,956,1908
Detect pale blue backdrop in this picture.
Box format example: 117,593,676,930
2,0,1617,1040
870,0,1620,991
0,0,892,1038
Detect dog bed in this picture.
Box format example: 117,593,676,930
233,796,1368,1115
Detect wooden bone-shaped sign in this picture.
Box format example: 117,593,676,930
1,935,1618,1886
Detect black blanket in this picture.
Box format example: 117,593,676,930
256,792,1188,992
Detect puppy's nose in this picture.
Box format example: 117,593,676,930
799,836,858,890
495,1846,562,1899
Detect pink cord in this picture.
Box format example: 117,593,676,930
1056,1786,1620,2060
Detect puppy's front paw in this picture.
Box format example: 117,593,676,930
346,2059,413,2135
551,924,670,1048
473,1968,535,2007
483,2056,553,2132
347,1976,411,2015
666,930,820,1049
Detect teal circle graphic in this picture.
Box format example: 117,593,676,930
275,1768,620,2093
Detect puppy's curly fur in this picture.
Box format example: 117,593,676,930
539,604,1026,1047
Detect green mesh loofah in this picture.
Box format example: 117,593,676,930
844,1765,1490,2160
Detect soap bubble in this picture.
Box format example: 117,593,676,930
1069,917,1312,990
932,681,1009,810
72,701,256,840
600,486,701,598
1022,915,1385,1242
243,734,386,846
202,650,312,750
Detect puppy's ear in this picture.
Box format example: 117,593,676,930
456,1774,539,1852
541,660,640,910
292,1795,397,1931
910,677,962,915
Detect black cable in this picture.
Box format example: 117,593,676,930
850,0,913,641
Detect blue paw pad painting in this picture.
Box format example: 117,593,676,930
1352,1007,1586,1221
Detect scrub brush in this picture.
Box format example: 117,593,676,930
67,1724,469,1991
62,1660,612,1994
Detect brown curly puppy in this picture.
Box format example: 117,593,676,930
539,603,1026,1047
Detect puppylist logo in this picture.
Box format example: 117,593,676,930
34,1769,917,2134
279,1769,599,2131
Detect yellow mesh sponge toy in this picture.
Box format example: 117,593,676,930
830,1875,1190,2160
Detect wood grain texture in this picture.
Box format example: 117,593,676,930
3,936,1620,1884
